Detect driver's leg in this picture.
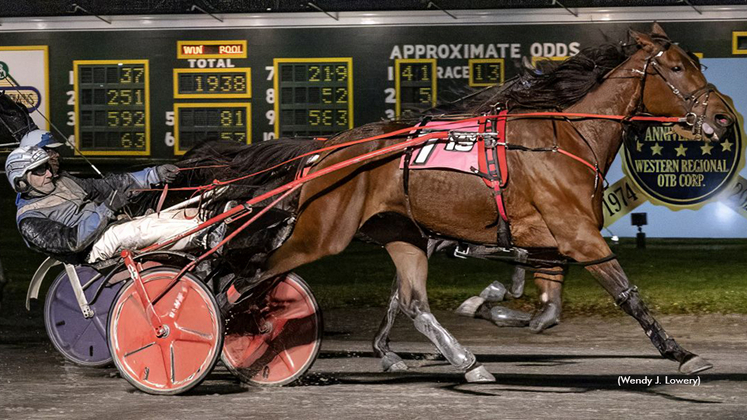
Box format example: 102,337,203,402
85,210,202,263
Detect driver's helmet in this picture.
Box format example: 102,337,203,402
20,129,63,149
5,145,49,192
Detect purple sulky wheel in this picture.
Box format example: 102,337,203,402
44,266,123,367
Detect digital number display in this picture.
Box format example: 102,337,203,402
174,68,251,98
74,60,150,156
395,59,437,117
274,58,353,138
177,40,247,59
174,103,251,155
469,59,504,87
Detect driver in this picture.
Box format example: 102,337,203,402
6,145,208,264
19,128,63,176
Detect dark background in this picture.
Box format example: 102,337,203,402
0,20,743,165
3,1,747,17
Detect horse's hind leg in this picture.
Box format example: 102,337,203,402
371,227,441,373
523,267,565,333
372,277,408,372
385,241,495,382
457,249,534,328
224,177,366,303
459,270,532,327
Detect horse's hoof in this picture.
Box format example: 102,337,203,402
455,296,485,318
528,303,560,333
679,356,713,375
465,365,495,383
381,352,408,372
479,305,531,327
478,281,507,303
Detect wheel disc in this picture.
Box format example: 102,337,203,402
44,266,122,367
108,267,222,395
222,273,322,386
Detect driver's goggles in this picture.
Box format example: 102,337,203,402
29,163,50,176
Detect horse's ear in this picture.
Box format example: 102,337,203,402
651,22,669,39
629,29,655,52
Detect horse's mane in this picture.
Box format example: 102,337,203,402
427,42,638,116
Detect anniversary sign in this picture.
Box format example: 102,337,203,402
622,121,743,209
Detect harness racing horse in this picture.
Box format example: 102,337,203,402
179,24,735,382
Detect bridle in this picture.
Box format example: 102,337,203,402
630,44,715,140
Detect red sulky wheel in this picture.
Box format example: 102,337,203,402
108,266,223,395
222,273,323,386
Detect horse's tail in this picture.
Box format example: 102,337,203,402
177,137,324,201
128,138,323,215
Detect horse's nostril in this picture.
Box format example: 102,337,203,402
715,114,734,127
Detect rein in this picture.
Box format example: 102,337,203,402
129,40,720,280
135,111,685,196
138,130,452,254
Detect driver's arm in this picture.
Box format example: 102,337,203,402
67,167,161,204
17,204,115,256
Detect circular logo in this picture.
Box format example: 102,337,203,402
623,123,742,208
0,62,8,80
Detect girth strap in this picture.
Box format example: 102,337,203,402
402,118,431,239
476,111,510,224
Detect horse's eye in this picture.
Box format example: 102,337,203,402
672,66,682,72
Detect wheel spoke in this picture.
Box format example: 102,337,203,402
123,341,156,358
68,322,93,349
173,325,214,344
56,296,83,313
266,295,312,320
159,340,174,386
277,349,296,372
93,314,108,339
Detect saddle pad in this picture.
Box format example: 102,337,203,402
399,120,481,174
399,115,509,188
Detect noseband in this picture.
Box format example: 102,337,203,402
635,47,715,139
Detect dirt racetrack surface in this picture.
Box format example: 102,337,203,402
2,308,747,420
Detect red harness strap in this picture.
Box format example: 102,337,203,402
477,111,510,222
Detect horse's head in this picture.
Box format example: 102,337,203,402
0,93,37,144
631,23,735,141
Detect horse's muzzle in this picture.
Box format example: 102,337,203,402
703,113,735,141
715,113,734,128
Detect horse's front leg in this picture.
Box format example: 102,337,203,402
546,217,711,374
458,275,533,328
586,259,712,374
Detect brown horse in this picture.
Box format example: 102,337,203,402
183,23,736,382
